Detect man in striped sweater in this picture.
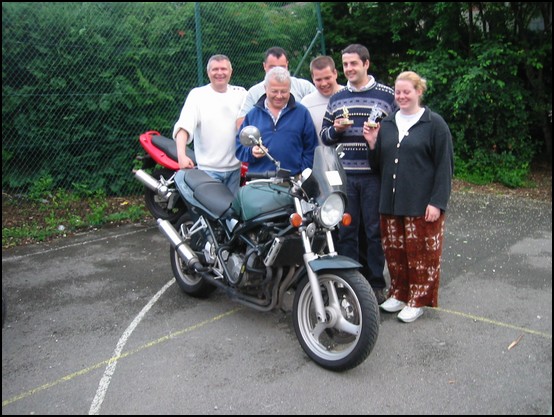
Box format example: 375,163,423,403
320,44,397,304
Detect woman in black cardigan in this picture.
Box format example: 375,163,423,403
363,71,454,323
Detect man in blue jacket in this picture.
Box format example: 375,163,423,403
236,67,318,176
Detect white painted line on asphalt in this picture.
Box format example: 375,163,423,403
1,226,155,263
2,291,242,409
88,278,175,415
6,303,545,410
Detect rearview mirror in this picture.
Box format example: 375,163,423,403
239,125,261,147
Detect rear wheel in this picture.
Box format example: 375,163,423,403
144,168,187,223
292,269,379,371
170,214,216,298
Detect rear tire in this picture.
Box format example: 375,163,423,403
170,214,216,298
144,168,187,224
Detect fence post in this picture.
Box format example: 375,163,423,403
315,2,326,55
194,2,204,86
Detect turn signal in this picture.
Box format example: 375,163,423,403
289,213,303,228
341,213,352,227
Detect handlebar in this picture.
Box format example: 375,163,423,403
245,171,276,180
244,167,292,181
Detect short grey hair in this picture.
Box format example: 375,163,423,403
264,66,291,87
207,54,231,72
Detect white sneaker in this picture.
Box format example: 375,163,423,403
397,306,423,323
380,297,406,313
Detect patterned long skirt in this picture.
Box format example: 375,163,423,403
380,213,446,308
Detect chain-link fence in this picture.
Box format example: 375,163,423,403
2,2,324,197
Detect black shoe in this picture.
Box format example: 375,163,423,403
373,288,387,305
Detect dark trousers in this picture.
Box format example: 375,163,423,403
337,173,386,289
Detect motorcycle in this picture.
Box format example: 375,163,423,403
134,131,248,224
139,126,380,371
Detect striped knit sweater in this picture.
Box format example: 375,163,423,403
320,78,396,175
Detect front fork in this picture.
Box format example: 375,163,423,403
295,198,336,324
303,249,327,324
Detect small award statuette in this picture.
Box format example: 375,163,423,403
366,106,381,128
340,106,354,126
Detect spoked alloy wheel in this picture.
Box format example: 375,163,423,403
169,214,216,298
144,168,187,224
293,269,379,371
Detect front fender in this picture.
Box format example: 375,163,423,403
308,255,362,273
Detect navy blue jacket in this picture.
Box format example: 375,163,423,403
236,95,317,176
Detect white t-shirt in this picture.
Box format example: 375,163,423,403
395,108,425,143
301,86,344,140
237,76,315,119
173,84,247,171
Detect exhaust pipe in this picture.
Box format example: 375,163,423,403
157,219,201,270
134,169,171,198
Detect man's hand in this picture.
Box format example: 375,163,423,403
333,118,350,133
178,155,195,169
252,144,269,159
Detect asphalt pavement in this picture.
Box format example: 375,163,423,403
2,190,552,415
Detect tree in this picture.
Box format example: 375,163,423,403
321,2,552,186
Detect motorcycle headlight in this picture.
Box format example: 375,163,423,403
316,193,345,228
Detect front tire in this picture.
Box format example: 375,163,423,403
170,214,216,298
292,269,379,371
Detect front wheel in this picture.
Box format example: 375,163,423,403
293,269,379,372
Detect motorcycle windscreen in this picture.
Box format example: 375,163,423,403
301,145,347,202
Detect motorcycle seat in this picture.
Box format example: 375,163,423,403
183,169,219,189
183,169,235,218
151,135,179,162
194,183,235,218
152,135,196,164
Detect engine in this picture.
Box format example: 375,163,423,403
225,251,266,289
223,226,272,290
225,253,244,284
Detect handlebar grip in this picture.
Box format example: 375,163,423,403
245,171,276,180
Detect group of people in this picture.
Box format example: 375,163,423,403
172,44,454,323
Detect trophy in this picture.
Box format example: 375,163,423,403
339,106,354,126
366,106,381,128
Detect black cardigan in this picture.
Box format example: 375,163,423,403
369,107,454,216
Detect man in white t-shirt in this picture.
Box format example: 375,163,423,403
301,55,344,142
173,54,246,195
235,46,315,130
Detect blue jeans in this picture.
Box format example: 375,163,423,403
337,173,386,289
203,168,241,196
